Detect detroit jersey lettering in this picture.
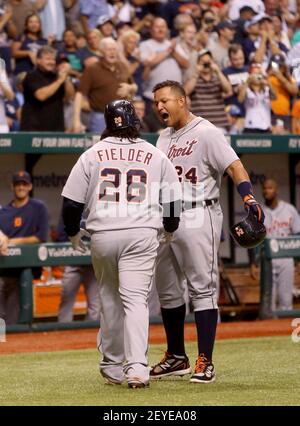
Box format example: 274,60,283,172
157,117,238,205
264,200,300,237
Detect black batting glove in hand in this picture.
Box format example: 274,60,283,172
243,195,265,223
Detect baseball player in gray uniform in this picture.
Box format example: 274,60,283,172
251,178,300,311
61,100,181,389
150,80,265,383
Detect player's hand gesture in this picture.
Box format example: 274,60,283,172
243,195,265,223
69,229,90,253
0,232,9,256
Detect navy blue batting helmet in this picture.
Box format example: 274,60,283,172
104,100,140,131
230,211,266,248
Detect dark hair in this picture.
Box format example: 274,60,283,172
37,46,56,59
152,80,186,98
100,126,140,142
228,43,244,58
24,13,42,38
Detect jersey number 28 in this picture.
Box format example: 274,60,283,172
99,168,147,203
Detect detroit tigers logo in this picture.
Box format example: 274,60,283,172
167,140,198,161
114,116,123,127
235,226,244,237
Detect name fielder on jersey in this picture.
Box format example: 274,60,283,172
95,146,181,220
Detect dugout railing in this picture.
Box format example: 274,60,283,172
259,236,300,319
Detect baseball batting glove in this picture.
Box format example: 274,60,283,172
243,194,265,223
158,230,174,243
69,228,90,253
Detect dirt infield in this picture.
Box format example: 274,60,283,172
0,319,294,355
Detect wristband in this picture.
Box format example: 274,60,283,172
237,181,253,199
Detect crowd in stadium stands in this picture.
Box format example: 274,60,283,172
0,0,299,134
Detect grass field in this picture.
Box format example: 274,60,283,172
0,336,299,406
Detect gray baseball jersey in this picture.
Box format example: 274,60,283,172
62,135,181,386
157,117,239,206
62,137,181,232
264,200,300,310
155,116,239,312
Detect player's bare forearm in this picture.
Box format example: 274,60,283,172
226,160,250,186
9,236,41,245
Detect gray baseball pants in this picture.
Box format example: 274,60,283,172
91,228,158,384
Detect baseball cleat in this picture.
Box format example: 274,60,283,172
100,370,123,385
127,378,149,389
150,351,191,379
190,354,215,384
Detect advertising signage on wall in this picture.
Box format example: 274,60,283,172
1,134,300,153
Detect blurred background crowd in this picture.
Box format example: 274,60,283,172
0,0,300,135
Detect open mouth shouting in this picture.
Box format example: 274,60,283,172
160,111,170,123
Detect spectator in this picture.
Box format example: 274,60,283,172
0,66,14,132
207,20,236,68
5,95,22,132
79,0,109,35
172,12,194,37
222,43,249,115
73,37,137,133
12,13,48,75
292,88,300,134
225,104,244,134
20,46,75,131
232,5,258,44
115,20,133,37
96,15,116,38
55,215,100,323
0,171,49,325
64,0,83,34
250,178,300,311
267,53,298,131
228,0,265,21
162,0,198,36
184,49,232,132
174,23,198,83
132,12,154,41
118,29,144,96
271,13,291,51
0,3,15,74
58,29,83,79
76,32,87,49
7,0,43,37
244,13,287,70
238,63,275,133
139,17,182,112
38,0,66,41
107,0,135,24
199,8,219,38
132,97,150,132
77,29,102,68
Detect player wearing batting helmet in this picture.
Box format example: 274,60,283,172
62,99,182,389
